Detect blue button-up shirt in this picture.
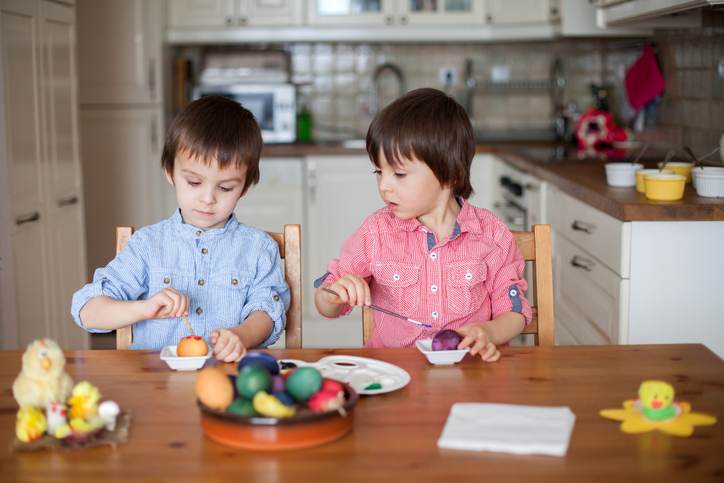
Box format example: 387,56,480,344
71,210,290,350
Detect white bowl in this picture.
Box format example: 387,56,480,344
692,167,724,192
605,163,643,187
415,339,469,365
160,345,212,371
693,170,724,198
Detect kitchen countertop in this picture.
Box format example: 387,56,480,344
262,141,724,222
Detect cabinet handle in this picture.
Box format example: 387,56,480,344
58,195,78,207
399,15,408,25
570,220,595,234
570,255,594,272
307,163,317,203
385,15,394,25
148,59,156,99
486,14,493,23
15,211,40,226
226,17,234,26
238,16,248,25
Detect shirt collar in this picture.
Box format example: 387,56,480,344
385,197,470,240
170,208,238,237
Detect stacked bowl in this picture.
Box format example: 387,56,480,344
692,167,724,198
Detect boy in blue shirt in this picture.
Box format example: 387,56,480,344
71,96,290,361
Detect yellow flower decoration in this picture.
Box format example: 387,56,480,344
600,380,717,437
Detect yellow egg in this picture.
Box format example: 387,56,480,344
195,367,233,411
177,336,209,357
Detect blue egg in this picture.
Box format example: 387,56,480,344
273,391,295,406
237,351,279,375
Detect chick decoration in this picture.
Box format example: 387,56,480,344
15,406,48,443
12,338,74,409
67,381,105,435
600,380,717,437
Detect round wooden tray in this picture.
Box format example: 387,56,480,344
199,384,358,450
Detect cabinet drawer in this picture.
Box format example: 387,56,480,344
548,187,630,277
553,234,628,344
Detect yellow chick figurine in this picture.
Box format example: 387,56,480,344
12,338,73,409
638,380,677,421
16,406,48,443
68,381,102,420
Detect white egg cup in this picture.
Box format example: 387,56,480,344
415,338,469,365
160,345,212,371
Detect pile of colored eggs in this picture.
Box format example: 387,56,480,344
195,351,347,418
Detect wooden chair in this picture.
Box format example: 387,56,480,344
362,224,554,346
115,224,302,349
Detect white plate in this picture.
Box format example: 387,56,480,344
416,339,469,365
160,345,211,371
279,356,411,395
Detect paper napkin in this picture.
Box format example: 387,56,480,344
437,403,576,457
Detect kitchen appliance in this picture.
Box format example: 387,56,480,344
193,51,296,143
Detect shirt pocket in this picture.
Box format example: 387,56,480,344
372,262,420,315
208,272,252,326
446,261,487,315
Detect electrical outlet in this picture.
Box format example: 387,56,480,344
438,67,458,87
718,58,724,80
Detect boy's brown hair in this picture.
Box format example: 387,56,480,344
366,87,475,198
161,95,262,195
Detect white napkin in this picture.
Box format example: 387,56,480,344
437,403,576,457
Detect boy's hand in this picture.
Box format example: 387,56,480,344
457,324,501,362
321,275,371,307
139,288,189,320
210,328,246,363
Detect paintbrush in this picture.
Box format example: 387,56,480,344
321,287,432,328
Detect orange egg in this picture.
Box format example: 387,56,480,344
177,336,208,357
195,367,233,411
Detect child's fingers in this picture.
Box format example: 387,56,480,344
469,339,487,356
481,343,500,362
457,334,475,350
179,295,189,317
216,338,238,362
154,292,175,317
209,330,219,344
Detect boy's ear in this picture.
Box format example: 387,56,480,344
164,169,175,186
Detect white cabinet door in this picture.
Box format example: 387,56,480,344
40,1,88,349
80,109,165,274
243,0,303,26
485,0,554,24
467,153,495,210
401,0,486,26
305,155,382,314
77,0,162,104
168,0,236,28
0,0,45,219
234,158,304,232
307,0,397,26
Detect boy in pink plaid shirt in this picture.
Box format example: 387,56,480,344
314,88,532,361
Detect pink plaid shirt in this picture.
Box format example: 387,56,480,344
316,200,532,348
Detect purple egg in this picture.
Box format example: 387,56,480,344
271,375,286,393
431,329,462,351
273,391,295,406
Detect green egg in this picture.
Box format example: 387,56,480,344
235,364,272,399
227,398,257,417
286,367,323,402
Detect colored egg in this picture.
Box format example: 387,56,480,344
308,390,345,413
271,375,286,393
320,379,344,396
286,367,323,402
252,392,295,418
238,351,279,375
235,364,272,399
272,391,295,406
196,367,234,411
227,398,257,417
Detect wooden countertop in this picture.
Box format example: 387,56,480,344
2,345,723,482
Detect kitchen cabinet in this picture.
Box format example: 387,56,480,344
548,185,724,357
485,0,555,25
77,0,163,104
79,109,166,276
596,0,715,27
0,0,89,349
400,0,486,26
168,0,303,28
307,0,396,26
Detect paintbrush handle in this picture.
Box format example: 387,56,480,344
182,314,194,336
321,287,432,328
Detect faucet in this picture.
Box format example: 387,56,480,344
368,62,406,116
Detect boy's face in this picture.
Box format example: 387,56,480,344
373,150,451,220
166,151,247,230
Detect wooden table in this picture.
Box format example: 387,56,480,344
1,345,722,482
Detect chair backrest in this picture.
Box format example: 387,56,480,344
115,224,302,349
362,224,554,346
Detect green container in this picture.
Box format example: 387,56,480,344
297,106,312,143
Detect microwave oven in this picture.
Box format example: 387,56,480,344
193,83,296,144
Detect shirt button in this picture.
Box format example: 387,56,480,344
198,279,205,286
231,278,238,285
195,230,202,237
465,272,473,281
431,311,439,319
430,252,437,260
163,277,170,284
195,307,203,315
201,248,208,255
392,274,400,281
431,284,438,293
273,294,280,302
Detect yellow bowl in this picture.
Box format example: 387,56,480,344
635,168,672,193
644,173,686,201
661,162,693,183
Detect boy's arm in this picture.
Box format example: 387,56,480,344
229,310,273,349
464,312,525,345
79,297,147,331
